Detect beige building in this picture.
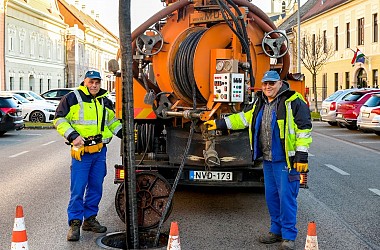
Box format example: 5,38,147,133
280,0,380,102
0,0,119,93
2,0,67,93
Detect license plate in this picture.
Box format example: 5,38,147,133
189,171,233,181
363,112,370,118
322,108,327,114
337,113,343,118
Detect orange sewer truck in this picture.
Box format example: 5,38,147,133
110,0,307,230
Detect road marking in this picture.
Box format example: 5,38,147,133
308,153,314,156
357,141,380,144
332,134,368,136
314,132,380,155
0,140,22,142
42,141,56,146
24,134,42,136
324,164,350,175
9,151,29,158
369,188,380,196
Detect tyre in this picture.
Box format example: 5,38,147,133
345,125,358,130
0,131,6,136
327,121,337,126
29,111,46,123
375,132,380,136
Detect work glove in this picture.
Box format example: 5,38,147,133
84,143,103,154
293,151,309,173
204,120,217,130
71,146,84,161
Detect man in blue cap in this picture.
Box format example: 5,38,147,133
205,70,312,250
54,70,122,241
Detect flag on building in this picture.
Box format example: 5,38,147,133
351,48,365,66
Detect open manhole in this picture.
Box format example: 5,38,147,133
97,231,169,249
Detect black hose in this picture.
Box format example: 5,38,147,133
173,29,207,103
154,120,196,246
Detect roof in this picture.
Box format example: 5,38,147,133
278,0,319,30
301,0,350,20
12,0,64,22
57,0,118,40
279,0,351,30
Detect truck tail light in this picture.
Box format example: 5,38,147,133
300,172,308,189
114,165,124,183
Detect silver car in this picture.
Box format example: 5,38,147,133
320,88,358,125
357,93,380,136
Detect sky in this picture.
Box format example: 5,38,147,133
66,0,307,36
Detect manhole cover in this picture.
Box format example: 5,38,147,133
97,231,169,249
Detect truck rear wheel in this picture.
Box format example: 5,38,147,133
115,171,173,231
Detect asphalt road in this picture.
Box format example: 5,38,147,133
0,122,379,250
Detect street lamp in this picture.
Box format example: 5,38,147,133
297,0,301,73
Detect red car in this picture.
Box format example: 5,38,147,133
335,89,380,130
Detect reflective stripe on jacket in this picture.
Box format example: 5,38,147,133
222,89,312,170
53,84,121,144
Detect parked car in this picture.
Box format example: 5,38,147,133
320,88,358,126
40,88,74,105
10,93,56,123
0,96,24,136
335,89,380,130
107,90,116,107
357,93,380,136
10,90,58,107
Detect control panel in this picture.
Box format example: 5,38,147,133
213,73,244,103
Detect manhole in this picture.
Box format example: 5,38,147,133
97,231,169,249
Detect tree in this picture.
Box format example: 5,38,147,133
299,31,335,112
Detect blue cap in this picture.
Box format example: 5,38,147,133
262,70,280,82
85,70,102,80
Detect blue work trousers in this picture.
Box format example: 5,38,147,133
67,146,107,225
263,160,300,241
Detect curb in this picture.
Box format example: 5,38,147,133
24,126,54,129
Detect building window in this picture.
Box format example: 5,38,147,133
19,77,23,90
39,79,43,93
58,79,61,88
47,40,52,59
39,36,44,58
346,23,350,48
323,30,327,52
48,79,51,89
374,13,378,43
30,34,36,56
335,27,338,51
373,70,378,88
358,18,364,45
10,77,14,90
57,40,62,61
302,37,306,58
345,72,350,89
334,73,339,91
282,1,286,13
8,25,16,52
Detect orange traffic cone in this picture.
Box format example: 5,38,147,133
11,205,29,250
304,221,318,250
167,221,181,250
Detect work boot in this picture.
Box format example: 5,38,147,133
82,215,107,233
258,232,282,244
280,240,295,250
67,219,81,241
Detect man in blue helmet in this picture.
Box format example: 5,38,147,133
54,70,122,241
205,70,312,250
